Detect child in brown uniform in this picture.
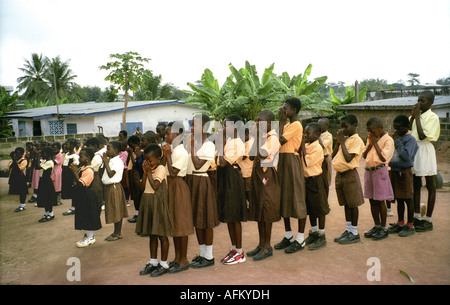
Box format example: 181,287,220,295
275,97,307,254
247,110,281,261
301,123,330,250
332,114,365,244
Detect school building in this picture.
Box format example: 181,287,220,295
3,100,200,138
339,95,450,147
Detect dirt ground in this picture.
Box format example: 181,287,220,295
0,159,449,286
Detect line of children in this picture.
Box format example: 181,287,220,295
6,92,440,276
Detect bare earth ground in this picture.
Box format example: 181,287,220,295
0,159,449,286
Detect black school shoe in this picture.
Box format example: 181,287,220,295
308,234,326,250
168,262,189,274
150,264,169,277
387,223,403,234
139,263,157,275
398,225,415,237
284,240,305,254
415,220,433,232
38,215,55,222
364,226,379,238
372,227,388,240
253,248,273,261
274,237,293,250
334,231,349,243
338,233,360,244
190,256,214,269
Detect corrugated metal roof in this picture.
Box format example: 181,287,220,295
3,100,195,120
339,95,450,110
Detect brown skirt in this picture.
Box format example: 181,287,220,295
135,181,172,236
248,162,281,223
335,169,364,208
91,172,103,204
185,174,219,229
305,175,330,218
278,153,306,219
167,176,194,236
103,183,129,224
390,168,413,199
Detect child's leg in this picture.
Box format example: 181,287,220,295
180,236,189,265
424,175,436,218
173,237,180,263
413,175,422,216
263,222,273,249
318,215,325,230
369,199,381,225
405,198,414,225
226,223,237,248
114,220,123,236
159,236,169,263
149,235,158,260
283,217,292,238
397,199,405,224
257,221,265,248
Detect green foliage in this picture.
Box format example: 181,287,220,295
0,87,19,138
133,70,181,101
99,51,150,93
329,86,367,117
185,61,329,121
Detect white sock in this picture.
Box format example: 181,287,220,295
295,233,304,244
160,260,169,269
318,229,325,235
346,221,351,232
48,211,54,217
311,225,318,232
230,245,237,251
351,225,358,235
414,213,421,219
424,216,432,222
150,258,158,266
135,210,139,216
199,244,206,257
86,231,94,239
204,245,214,260
236,248,242,254
19,203,26,208
32,194,37,198
285,231,293,239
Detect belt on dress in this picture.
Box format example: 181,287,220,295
365,164,386,171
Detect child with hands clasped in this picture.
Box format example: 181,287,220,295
332,114,365,244
70,147,102,247
9,147,29,212
162,122,194,274
101,141,129,241
137,144,172,277
387,115,419,237
362,117,395,241
37,146,58,222
301,123,330,250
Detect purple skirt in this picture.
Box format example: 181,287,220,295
364,165,394,201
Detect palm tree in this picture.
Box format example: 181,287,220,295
16,53,49,100
42,56,82,103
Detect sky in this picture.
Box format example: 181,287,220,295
1,0,450,94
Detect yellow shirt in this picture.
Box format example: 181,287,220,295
144,164,166,194
222,137,245,166
410,109,440,142
238,138,255,178
279,121,303,155
260,129,280,170
365,132,395,168
303,140,324,177
332,133,365,172
320,131,333,156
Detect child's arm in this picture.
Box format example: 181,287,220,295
300,136,307,166
412,105,427,141
278,107,288,146
143,161,161,190
190,135,208,170
101,154,116,178
367,132,386,162
163,144,181,177
70,163,83,187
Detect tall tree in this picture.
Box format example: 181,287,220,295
99,51,150,128
16,53,49,101
0,87,19,137
43,56,81,104
407,73,420,87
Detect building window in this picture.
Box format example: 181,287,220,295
49,120,64,135
67,123,77,135
18,121,26,137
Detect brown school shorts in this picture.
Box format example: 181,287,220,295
335,168,364,208
390,168,413,199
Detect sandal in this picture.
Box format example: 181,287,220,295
104,233,123,241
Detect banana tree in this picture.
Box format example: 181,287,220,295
329,85,367,117
270,64,329,115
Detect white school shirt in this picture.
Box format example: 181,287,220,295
91,148,105,172
63,153,79,166
187,141,215,177
101,155,124,185
166,144,189,177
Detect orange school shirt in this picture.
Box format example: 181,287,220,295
332,133,365,172
279,121,302,155
364,132,395,168
303,140,324,177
